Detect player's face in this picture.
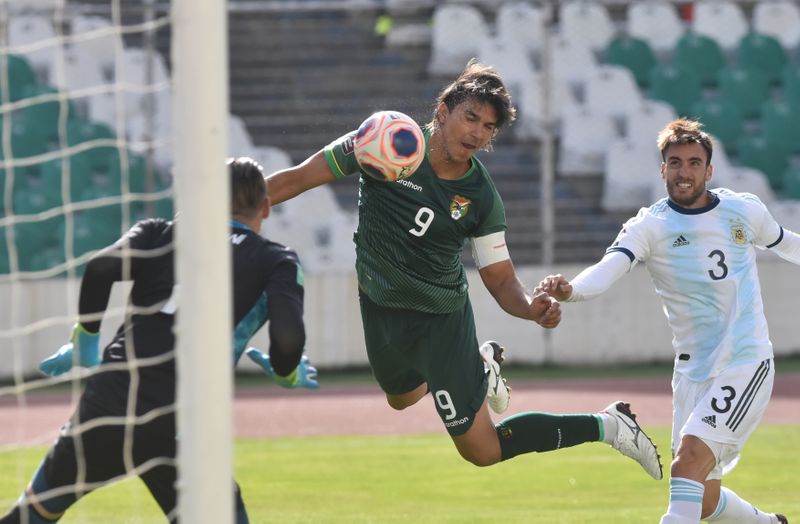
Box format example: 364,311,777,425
436,100,498,165
661,142,713,209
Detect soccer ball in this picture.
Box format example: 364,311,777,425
353,110,425,181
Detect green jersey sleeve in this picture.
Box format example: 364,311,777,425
323,131,360,179
472,168,507,238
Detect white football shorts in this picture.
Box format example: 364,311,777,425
671,358,774,480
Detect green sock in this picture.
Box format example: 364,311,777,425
495,412,602,461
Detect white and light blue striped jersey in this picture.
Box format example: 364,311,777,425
608,188,784,381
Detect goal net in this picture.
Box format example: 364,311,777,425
1,0,231,521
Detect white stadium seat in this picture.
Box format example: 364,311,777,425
692,0,748,53
627,1,685,55
7,15,60,83
558,0,615,52
514,71,578,140
495,2,550,57
623,100,677,148
550,34,598,95
70,16,124,78
602,139,662,211
558,105,616,176
584,64,642,120
428,5,489,76
753,0,800,50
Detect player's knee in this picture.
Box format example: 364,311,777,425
386,397,410,410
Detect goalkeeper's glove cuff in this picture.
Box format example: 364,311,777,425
72,323,101,368
274,367,299,388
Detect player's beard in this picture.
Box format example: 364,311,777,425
667,179,708,208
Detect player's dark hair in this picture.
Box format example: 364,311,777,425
657,118,714,165
430,59,517,134
229,157,266,218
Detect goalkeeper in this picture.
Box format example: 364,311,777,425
0,157,316,524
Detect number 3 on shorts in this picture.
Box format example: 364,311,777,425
435,390,457,420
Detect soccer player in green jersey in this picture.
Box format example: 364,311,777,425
266,60,662,478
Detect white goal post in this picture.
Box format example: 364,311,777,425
171,0,233,522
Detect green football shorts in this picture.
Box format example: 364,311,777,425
358,291,488,436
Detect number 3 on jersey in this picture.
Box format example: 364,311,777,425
409,207,434,237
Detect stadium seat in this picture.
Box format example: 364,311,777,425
736,135,789,191
550,34,598,92
688,99,744,154
626,1,685,55
1,54,37,102
648,65,702,116
623,100,677,149
514,71,577,140
70,15,122,78
17,84,78,144
38,154,94,203
477,37,536,110
0,115,48,160
7,14,59,82
726,167,776,205
558,0,615,52
602,139,662,211
12,166,61,215
673,32,726,87
495,2,548,58
557,105,616,176
59,46,106,94
717,67,770,119
783,64,800,110
737,33,788,85
761,100,800,155
584,65,643,120
752,1,800,50
428,5,489,76
603,35,657,88
692,0,748,53
12,214,65,272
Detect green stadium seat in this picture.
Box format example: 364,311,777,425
674,33,726,87
781,167,800,200
72,208,121,257
782,64,800,110
38,154,94,203
604,35,657,88
17,84,77,145
737,32,788,85
13,215,65,272
0,115,48,159
717,67,770,119
736,135,789,190
12,167,62,214
689,99,744,154
648,65,702,116
1,55,37,102
761,100,800,155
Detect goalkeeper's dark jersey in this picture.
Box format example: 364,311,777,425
324,130,507,313
82,218,305,415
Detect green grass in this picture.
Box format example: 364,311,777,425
1,425,797,523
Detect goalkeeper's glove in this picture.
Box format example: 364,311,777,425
244,348,319,389
38,323,101,377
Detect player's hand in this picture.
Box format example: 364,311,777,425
39,323,101,377
245,348,319,389
537,274,573,302
530,291,561,329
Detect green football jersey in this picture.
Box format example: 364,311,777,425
324,130,507,313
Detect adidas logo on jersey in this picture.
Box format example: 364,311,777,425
702,415,716,428
672,235,690,247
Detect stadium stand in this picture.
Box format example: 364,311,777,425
752,0,800,52
673,32,726,87
691,0,748,54
737,32,789,85
689,99,745,154
626,1,685,56
428,4,488,75
648,64,702,116
717,66,771,119
603,35,657,89
558,0,615,53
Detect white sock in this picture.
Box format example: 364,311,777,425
660,477,704,524
596,413,616,444
705,486,780,523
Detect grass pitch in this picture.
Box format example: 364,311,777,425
0,425,797,523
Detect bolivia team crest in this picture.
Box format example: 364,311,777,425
731,224,747,245
450,195,471,220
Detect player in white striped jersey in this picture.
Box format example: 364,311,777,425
539,119,795,524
